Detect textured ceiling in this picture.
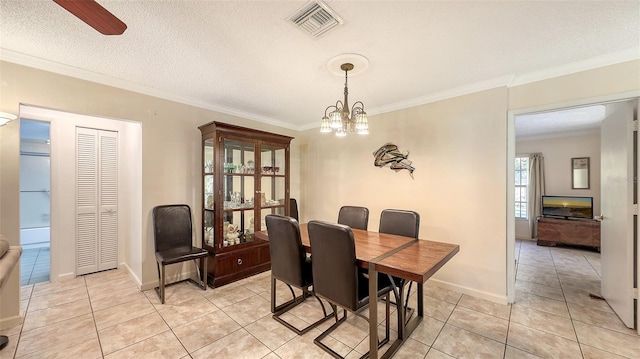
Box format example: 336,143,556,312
515,105,607,140
1,1,639,132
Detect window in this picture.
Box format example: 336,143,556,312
515,156,529,219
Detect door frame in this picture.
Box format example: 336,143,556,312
18,104,142,284
506,91,640,331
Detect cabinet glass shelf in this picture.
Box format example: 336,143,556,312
199,121,293,287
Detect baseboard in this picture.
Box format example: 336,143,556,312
120,263,143,289
515,235,533,241
55,271,76,282
140,269,200,292
0,314,22,331
428,278,508,305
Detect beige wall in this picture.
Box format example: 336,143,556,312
301,87,510,301
508,60,640,110
516,133,601,239
300,59,639,303
1,59,639,326
0,61,300,328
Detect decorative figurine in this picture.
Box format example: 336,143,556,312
225,223,240,245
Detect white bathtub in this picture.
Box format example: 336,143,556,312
20,227,50,248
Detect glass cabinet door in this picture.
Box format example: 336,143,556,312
203,138,215,247
222,138,256,247
258,142,287,230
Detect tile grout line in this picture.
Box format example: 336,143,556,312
84,275,106,359
11,283,32,358
549,246,585,359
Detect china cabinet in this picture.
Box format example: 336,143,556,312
199,121,293,287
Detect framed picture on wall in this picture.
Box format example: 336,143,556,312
572,157,590,189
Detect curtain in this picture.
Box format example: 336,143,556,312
528,153,545,239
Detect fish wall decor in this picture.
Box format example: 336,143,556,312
373,143,415,178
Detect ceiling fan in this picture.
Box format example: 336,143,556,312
53,0,127,35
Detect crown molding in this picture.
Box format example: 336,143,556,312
3,47,638,133
516,128,601,142
0,49,298,131
299,75,516,131
509,47,640,87
374,75,516,116
303,49,640,130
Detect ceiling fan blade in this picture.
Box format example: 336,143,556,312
53,0,127,35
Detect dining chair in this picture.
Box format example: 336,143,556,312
289,198,299,222
152,204,208,304
308,220,393,359
379,209,420,327
265,214,333,334
337,205,369,230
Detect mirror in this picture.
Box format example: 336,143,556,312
572,157,590,189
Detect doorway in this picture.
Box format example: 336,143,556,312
19,119,51,285
18,104,143,284
507,97,640,334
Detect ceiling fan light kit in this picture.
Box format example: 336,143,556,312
53,0,127,35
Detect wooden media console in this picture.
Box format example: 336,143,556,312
536,216,601,251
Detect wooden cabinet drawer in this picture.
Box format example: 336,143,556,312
207,243,270,287
216,247,264,272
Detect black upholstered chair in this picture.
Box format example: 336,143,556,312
152,204,208,304
337,205,369,230
379,209,420,329
289,198,299,222
265,214,333,334
308,220,393,359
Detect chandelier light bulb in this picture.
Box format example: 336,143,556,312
320,116,332,133
355,112,368,130
329,111,342,129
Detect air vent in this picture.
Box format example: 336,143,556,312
288,1,343,38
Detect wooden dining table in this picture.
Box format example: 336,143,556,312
255,223,459,359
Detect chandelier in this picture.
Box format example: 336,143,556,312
320,63,369,136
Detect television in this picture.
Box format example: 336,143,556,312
542,195,593,220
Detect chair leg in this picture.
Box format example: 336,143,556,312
384,292,390,345
272,277,335,335
388,275,406,339
403,281,414,324
313,304,347,359
271,276,299,313
202,255,208,289
187,258,208,291
314,297,390,359
271,276,278,313
153,263,166,304
192,258,202,285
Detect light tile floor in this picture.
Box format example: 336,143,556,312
1,239,639,358
19,247,50,286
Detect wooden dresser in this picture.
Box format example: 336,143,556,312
536,217,601,251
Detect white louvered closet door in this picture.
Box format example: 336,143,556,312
76,127,118,276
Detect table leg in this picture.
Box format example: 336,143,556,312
369,262,378,359
417,282,424,317
396,282,406,340
383,281,424,358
